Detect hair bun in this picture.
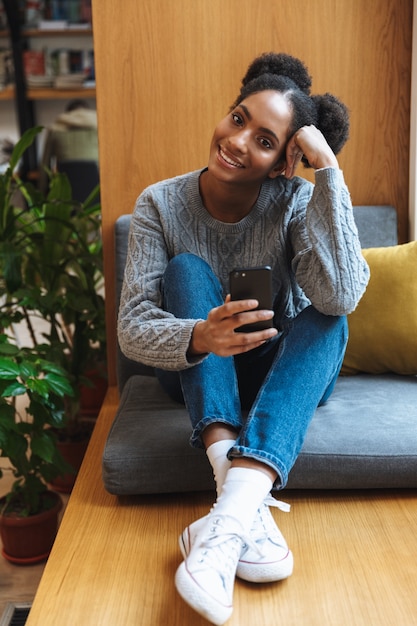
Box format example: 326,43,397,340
235,52,350,160
241,52,312,94
312,94,350,155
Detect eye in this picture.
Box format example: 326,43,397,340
258,137,273,149
231,112,244,126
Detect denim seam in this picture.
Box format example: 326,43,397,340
236,327,289,479
190,415,242,449
228,445,288,488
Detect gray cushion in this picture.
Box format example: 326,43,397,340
103,376,214,495
288,374,417,489
102,373,417,494
352,205,398,248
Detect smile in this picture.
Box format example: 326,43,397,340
219,147,244,168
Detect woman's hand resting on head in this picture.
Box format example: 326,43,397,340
188,295,278,357
284,125,339,179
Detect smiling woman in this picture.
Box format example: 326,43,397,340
116,51,369,624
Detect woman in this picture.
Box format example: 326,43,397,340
118,52,369,625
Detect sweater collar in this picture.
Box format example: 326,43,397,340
187,169,275,233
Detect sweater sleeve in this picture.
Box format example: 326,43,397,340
117,189,205,371
290,168,370,315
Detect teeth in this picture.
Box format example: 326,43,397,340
220,148,243,168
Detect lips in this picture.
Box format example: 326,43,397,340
218,147,244,168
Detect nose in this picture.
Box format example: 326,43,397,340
228,129,249,154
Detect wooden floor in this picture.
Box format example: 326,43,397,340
24,387,417,626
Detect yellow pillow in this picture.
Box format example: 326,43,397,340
341,241,417,375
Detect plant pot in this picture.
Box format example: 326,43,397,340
49,438,89,493
0,491,62,564
79,369,108,417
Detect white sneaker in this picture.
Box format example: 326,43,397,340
175,513,248,625
179,496,293,584
238,496,293,582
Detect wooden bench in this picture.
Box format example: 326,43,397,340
26,387,417,626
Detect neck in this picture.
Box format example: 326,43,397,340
199,171,261,223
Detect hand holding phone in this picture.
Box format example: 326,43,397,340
229,266,273,332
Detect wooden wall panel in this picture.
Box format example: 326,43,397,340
92,0,412,385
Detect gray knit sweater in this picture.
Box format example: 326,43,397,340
118,167,369,371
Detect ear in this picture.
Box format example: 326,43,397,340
267,159,286,179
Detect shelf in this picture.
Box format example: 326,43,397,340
0,28,92,38
0,84,96,100
28,86,96,99
23,28,92,37
0,85,15,100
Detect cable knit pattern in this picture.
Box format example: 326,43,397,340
118,167,369,370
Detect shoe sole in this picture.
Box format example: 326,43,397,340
175,561,233,626
237,549,294,583
179,530,294,584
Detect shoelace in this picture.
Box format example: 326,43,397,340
196,515,262,574
264,495,291,513
246,497,290,549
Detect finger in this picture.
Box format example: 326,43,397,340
285,151,303,178
229,339,269,355
285,136,303,178
229,327,278,354
207,298,260,329
223,298,260,316
231,309,275,332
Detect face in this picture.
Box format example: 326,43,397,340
207,90,293,185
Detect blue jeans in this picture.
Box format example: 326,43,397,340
156,253,347,489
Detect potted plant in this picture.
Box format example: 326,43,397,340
0,335,73,563
0,126,107,493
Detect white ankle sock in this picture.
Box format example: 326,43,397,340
206,440,234,496
212,467,273,531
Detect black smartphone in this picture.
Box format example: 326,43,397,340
229,266,273,332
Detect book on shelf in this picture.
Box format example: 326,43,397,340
37,20,91,31
21,45,95,86
23,0,92,29
38,20,69,30
23,50,45,76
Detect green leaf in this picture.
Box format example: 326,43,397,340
4,430,28,463
27,378,49,398
81,184,100,209
38,361,67,376
1,381,26,397
47,407,67,429
8,127,43,172
0,243,23,293
0,341,20,356
0,358,20,377
0,402,15,423
19,361,37,379
31,431,56,463
27,398,51,424
47,172,73,205
44,373,74,397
